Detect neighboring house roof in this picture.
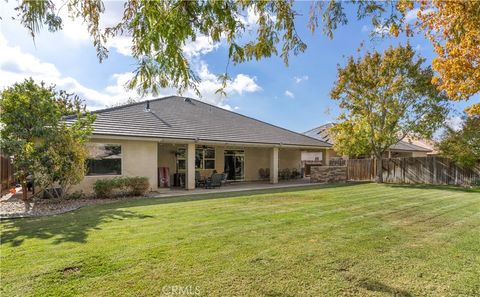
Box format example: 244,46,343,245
304,123,432,152
304,123,335,144
403,137,438,154
67,96,331,148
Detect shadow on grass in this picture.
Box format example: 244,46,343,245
0,209,153,247
0,183,359,247
384,183,480,193
358,278,413,297
136,182,363,207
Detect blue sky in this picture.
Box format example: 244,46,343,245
0,1,477,133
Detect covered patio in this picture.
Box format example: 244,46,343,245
157,142,327,191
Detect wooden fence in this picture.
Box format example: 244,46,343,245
347,157,480,186
328,158,347,166
346,159,376,181
1,155,15,194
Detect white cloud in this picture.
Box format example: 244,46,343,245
228,74,262,95
294,75,309,84
445,116,463,131
238,6,276,30
0,35,60,78
373,25,390,35
107,33,221,58
107,36,133,56
361,25,370,33
404,8,434,23
238,7,259,28
284,90,295,99
182,35,220,58
0,0,262,112
181,61,261,108
0,31,150,109
0,31,261,111
52,1,90,43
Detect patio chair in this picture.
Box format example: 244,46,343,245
265,168,270,179
195,171,205,188
292,168,299,179
220,172,228,186
283,168,291,180
205,173,223,189
259,168,266,180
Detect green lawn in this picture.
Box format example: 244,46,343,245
1,183,479,296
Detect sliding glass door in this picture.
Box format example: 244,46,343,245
224,150,245,181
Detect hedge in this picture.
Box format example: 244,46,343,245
94,176,150,198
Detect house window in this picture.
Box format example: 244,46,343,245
195,148,204,169
86,144,122,175
176,147,186,171
196,146,216,169
176,146,216,170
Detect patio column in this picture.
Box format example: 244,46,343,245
186,143,196,190
270,147,279,184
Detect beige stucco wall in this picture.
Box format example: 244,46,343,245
72,138,158,194
243,147,270,181
325,149,340,162
279,148,302,170
412,151,428,157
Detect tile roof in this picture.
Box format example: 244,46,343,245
67,96,331,148
304,123,432,152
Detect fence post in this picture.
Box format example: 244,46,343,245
371,159,375,181
346,159,349,181
455,165,458,185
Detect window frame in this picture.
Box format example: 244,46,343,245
202,147,216,169
176,146,216,171
86,143,123,176
176,147,187,172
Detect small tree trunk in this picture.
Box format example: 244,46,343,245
21,182,28,201
375,155,384,183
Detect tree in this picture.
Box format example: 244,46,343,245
11,0,306,96
0,79,95,201
319,1,480,115
407,1,480,102
438,115,480,168
8,1,478,108
330,44,449,182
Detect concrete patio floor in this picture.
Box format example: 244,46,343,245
152,179,318,198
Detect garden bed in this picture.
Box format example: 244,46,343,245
0,191,157,219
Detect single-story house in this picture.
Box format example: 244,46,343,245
68,96,331,193
304,123,433,161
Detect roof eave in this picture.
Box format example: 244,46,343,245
90,133,331,149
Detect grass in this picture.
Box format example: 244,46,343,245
1,183,479,296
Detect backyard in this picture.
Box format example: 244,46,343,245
1,183,479,296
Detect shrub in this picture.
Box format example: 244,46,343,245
94,178,117,198
471,178,480,188
126,177,150,196
94,176,150,198
67,190,86,200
